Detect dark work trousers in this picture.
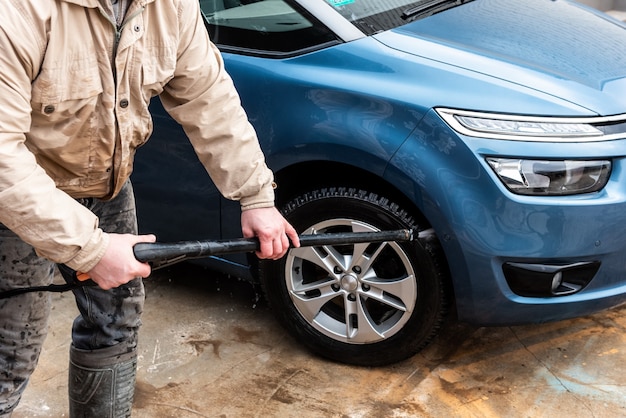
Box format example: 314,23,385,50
0,181,144,416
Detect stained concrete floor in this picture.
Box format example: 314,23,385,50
11,262,626,418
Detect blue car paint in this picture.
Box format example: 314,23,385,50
133,0,626,326
135,100,222,239
376,0,626,115
222,40,426,169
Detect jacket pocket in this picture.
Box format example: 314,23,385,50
29,61,106,183
31,63,103,124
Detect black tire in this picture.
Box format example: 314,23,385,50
261,186,450,366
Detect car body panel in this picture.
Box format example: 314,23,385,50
222,39,426,168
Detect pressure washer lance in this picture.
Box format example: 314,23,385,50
0,228,427,298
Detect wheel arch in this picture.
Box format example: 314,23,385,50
274,160,420,218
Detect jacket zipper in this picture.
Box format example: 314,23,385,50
98,6,145,81
96,5,145,194
114,6,146,67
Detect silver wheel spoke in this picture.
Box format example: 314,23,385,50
350,240,387,273
290,281,338,322
344,295,385,342
361,274,415,311
291,245,347,274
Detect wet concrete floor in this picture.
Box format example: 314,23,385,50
12,262,626,417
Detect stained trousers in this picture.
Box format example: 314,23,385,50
0,181,144,415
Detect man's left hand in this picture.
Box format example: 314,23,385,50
241,207,300,260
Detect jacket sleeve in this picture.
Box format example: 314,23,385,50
158,0,276,211
0,1,108,273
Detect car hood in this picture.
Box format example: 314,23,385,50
373,0,626,115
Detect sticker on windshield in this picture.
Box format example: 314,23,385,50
326,0,355,6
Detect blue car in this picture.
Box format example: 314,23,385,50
132,0,626,366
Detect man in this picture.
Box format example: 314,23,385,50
0,0,300,416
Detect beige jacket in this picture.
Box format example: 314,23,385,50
0,0,275,272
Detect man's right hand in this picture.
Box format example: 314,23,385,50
86,233,156,290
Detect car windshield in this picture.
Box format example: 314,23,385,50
325,0,474,34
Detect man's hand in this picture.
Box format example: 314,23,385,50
241,207,300,260
87,233,157,290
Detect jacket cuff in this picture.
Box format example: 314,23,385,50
239,182,276,211
63,229,110,273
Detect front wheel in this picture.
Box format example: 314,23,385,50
261,187,450,366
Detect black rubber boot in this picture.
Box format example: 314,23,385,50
68,344,137,418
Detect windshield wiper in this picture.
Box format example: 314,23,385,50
402,0,472,20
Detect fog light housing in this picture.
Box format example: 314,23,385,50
503,261,600,297
487,158,610,195
550,271,563,293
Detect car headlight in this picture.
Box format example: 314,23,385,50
486,158,611,195
435,108,619,142
435,108,617,195
454,115,601,138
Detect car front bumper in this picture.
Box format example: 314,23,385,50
387,109,626,325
